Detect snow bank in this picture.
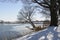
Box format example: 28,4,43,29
13,26,60,40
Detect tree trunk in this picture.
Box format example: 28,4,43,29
28,17,35,28
50,9,58,26
58,0,60,15
28,16,35,28
50,0,58,26
59,9,60,15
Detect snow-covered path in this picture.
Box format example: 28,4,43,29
13,26,60,40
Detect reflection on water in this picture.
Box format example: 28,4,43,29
0,23,32,40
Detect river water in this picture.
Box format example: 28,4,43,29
0,23,33,40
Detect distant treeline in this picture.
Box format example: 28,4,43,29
0,20,60,24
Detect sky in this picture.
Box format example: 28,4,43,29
0,1,23,22
0,1,47,22
32,11,46,21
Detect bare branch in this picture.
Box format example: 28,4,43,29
33,0,50,8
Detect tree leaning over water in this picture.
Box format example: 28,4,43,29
17,5,36,28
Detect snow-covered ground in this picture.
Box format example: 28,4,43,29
12,25,60,40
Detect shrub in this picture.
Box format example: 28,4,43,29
34,26,46,31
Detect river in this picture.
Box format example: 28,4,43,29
0,23,33,40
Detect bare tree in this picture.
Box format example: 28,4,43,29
17,13,25,22
1,0,59,26
18,5,36,28
32,0,58,26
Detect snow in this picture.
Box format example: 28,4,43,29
12,26,60,40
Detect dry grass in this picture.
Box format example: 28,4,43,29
34,26,47,31
27,26,47,32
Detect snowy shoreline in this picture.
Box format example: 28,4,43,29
12,26,60,40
